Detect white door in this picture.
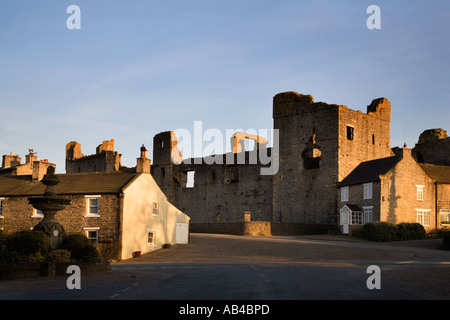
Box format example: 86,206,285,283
340,207,350,234
176,223,189,244
342,224,349,234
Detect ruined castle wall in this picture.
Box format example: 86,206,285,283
66,151,122,173
152,92,394,229
272,92,393,225
338,99,392,181
272,92,340,224
152,153,273,224
151,131,273,224
413,138,450,166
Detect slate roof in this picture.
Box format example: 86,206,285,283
339,155,402,187
0,172,138,197
420,164,450,183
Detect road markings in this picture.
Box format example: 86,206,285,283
108,283,138,299
251,265,271,283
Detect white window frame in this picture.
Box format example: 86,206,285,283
351,211,363,225
83,227,99,243
152,201,160,216
85,195,101,217
147,229,156,246
0,198,4,218
341,187,349,202
416,185,424,201
416,209,431,226
363,206,373,224
440,209,450,225
363,183,373,200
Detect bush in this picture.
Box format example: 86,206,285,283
360,222,399,242
47,249,71,263
360,222,428,242
76,244,100,262
442,230,450,250
4,230,49,257
0,247,23,262
61,234,100,262
397,223,426,240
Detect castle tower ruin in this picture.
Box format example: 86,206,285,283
272,91,393,224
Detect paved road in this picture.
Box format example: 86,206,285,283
1,233,450,302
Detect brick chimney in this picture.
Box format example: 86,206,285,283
136,144,151,174
2,152,21,168
25,149,38,164
32,161,55,181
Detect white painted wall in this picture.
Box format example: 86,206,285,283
121,173,190,260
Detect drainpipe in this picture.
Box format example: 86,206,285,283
435,182,438,232
118,192,125,260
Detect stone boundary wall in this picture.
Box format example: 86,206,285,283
190,222,270,236
190,222,337,236
0,261,111,280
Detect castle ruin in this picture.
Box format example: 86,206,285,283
150,91,395,232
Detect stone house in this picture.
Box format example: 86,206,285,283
420,164,450,229
338,147,435,234
0,149,55,181
0,170,190,260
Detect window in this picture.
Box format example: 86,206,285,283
85,196,100,216
347,126,354,141
302,147,321,170
152,201,159,216
417,209,430,226
363,183,373,200
148,230,156,246
186,170,195,188
351,211,363,225
363,206,373,223
84,228,99,243
372,134,375,145
440,209,450,225
0,198,4,218
341,187,349,202
416,185,424,201
32,209,44,218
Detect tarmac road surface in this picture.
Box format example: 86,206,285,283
0,233,449,301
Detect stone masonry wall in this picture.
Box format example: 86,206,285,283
379,149,435,232
0,193,121,259
339,182,381,222
272,92,392,225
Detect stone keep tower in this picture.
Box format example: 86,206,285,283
272,91,392,224
151,131,184,204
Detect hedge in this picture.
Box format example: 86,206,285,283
442,230,450,250
0,231,101,262
0,230,50,262
360,222,426,242
61,233,100,262
397,222,426,240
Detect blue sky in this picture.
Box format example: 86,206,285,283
1,1,449,172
